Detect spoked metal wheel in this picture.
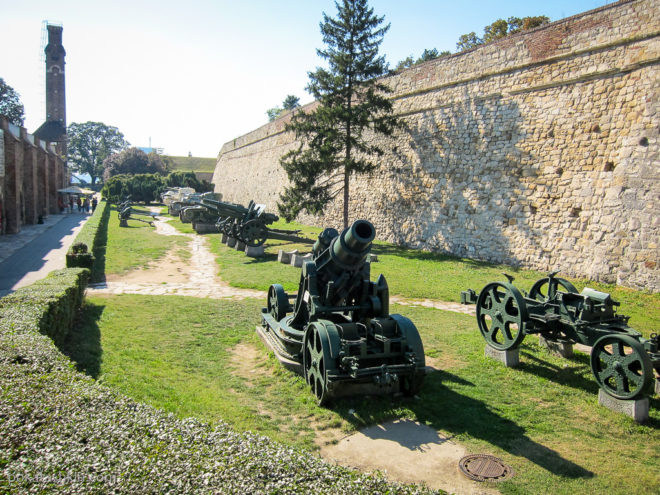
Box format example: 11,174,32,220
303,323,332,406
267,284,289,321
529,274,578,301
476,282,528,350
240,220,268,247
590,334,653,400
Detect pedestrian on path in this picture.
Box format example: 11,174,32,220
69,196,74,213
76,197,82,212
58,196,64,214
91,197,98,213
83,197,90,213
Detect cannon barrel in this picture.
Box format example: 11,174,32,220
317,220,375,275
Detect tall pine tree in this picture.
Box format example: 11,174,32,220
278,0,399,228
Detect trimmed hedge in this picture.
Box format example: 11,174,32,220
65,200,109,275
0,271,435,494
0,268,88,346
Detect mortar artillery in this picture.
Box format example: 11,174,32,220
259,220,426,405
461,271,660,400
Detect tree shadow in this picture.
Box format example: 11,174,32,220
58,301,105,379
372,87,540,266
411,370,594,478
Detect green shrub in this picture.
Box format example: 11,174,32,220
66,200,109,276
0,268,89,346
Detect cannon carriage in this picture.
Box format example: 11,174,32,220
461,271,660,400
117,198,157,227
259,220,426,405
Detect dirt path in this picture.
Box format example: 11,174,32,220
87,214,495,494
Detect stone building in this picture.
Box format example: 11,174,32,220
0,23,68,234
0,117,67,234
212,0,659,292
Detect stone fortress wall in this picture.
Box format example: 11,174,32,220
213,0,660,292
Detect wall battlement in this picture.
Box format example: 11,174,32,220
213,0,660,292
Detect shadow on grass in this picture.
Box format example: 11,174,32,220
518,349,600,395
59,301,105,379
334,369,593,479
413,370,594,478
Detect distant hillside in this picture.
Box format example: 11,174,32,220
165,156,217,173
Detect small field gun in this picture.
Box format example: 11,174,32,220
461,271,659,400
259,219,426,405
117,198,157,227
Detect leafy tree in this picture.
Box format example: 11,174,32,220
67,121,129,185
0,78,25,126
102,147,166,181
278,0,399,228
457,15,550,51
395,55,415,71
266,106,283,122
456,31,482,51
165,171,213,192
101,173,167,204
267,95,301,122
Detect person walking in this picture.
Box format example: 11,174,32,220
76,196,82,212
91,197,98,213
83,197,90,214
69,196,74,213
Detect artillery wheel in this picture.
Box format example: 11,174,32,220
529,276,578,301
267,284,289,321
590,333,653,400
476,282,527,351
240,220,268,247
303,323,332,406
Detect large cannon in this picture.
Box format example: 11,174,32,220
198,197,312,247
259,220,426,405
461,271,660,400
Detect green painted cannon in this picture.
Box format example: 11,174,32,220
117,198,157,227
461,271,660,400
198,197,311,247
259,220,426,405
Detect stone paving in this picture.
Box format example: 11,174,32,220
86,214,477,317
86,215,263,300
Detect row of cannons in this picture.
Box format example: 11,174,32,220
168,191,313,252
121,191,659,416
258,219,658,417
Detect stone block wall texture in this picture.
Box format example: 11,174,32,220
213,0,660,292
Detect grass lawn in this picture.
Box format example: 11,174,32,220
104,205,189,275
166,155,216,173
66,294,660,495
192,216,660,336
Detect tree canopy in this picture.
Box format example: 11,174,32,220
0,78,25,126
102,147,167,181
278,0,399,228
267,94,301,122
457,16,550,51
67,121,129,185
395,48,451,71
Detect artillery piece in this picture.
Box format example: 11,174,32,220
117,198,157,227
259,220,426,405
198,197,311,247
461,271,660,400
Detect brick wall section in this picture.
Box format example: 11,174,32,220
213,0,660,292
0,117,67,234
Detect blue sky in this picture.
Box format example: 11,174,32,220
0,0,613,157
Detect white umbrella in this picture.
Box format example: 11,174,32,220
57,186,95,195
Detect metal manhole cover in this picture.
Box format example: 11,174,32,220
458,454,514,482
